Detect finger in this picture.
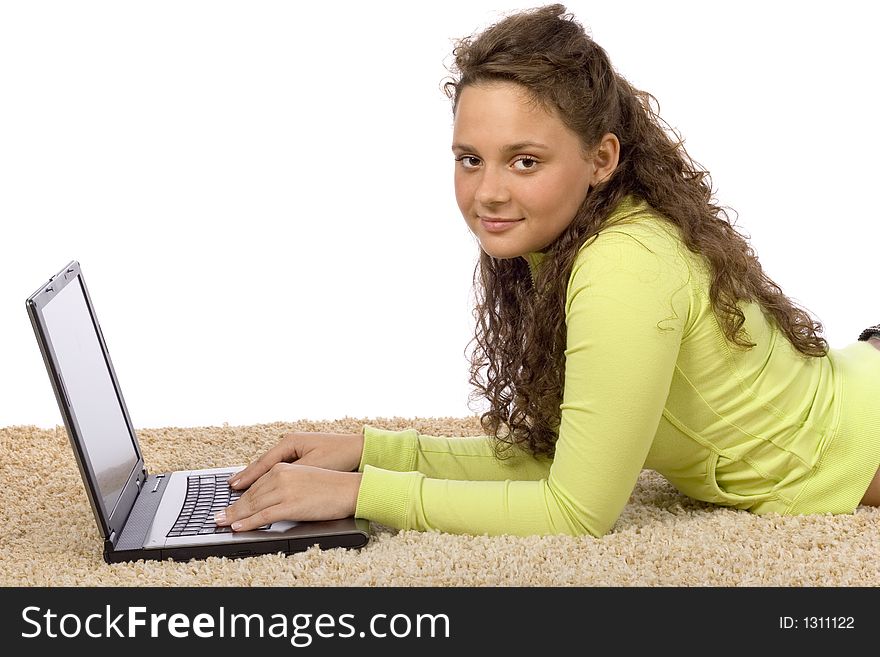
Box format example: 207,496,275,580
238,465,274,497
227,503,288,532
229,435,298,489
215,480,282,527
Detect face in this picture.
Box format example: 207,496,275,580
452,81,596,259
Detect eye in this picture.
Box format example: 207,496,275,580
455,155,482,169
512,156,539,171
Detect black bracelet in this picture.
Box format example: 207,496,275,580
858,324,880,341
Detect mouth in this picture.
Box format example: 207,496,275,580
479,216,524,233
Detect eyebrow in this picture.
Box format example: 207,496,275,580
451,140,550,154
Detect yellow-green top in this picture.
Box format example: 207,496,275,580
354,196,880,536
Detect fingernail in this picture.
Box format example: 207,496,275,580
214,511,226,525
229,478,240,488
231,521,242,531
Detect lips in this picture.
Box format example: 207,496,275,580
479,216,524,233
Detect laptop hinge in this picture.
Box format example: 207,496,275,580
113,473,146,543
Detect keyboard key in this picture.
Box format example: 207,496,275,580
167,473,267,538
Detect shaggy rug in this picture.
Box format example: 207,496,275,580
1,417,878,587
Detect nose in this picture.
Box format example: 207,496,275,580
474,166,510,206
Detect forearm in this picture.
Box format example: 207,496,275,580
358,425,552,481
354,467,611,537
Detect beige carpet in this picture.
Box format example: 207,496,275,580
1,417,878,586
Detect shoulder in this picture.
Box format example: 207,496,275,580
565,208,701,327
571,210,696,282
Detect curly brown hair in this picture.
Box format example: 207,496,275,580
443,4,829,460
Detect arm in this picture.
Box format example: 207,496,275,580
358,426,553,481
356,228,691,537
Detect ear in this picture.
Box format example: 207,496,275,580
590,132,620,187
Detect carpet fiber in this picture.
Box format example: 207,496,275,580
1,417,877,586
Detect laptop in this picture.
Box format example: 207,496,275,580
26,260,370,563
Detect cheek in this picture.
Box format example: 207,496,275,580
453,172,472,215
519,179,561,216
538,176,586,219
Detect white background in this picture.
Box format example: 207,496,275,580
2,0,877,429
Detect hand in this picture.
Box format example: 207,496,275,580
215,463,363,531
228,431,364,490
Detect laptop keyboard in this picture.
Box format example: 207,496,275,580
167,472,270,537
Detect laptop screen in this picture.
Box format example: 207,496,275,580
41,275,139,517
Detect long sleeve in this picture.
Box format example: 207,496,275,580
357,426,553,481
355,221,692,537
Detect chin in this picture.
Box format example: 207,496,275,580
478,243,527,260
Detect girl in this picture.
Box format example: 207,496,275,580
215,4,880,538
